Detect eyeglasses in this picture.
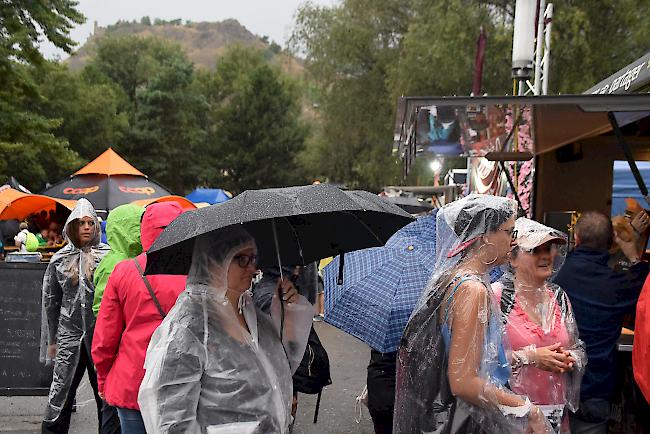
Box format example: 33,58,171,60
499,228,518,241
233,254,258,268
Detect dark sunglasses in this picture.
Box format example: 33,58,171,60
233,254,258,268
499,228,518,240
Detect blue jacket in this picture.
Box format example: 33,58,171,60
554,246,649,401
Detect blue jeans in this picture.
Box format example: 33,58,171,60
116,408,146,434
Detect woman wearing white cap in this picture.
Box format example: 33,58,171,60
493,218,586,433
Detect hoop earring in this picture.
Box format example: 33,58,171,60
477,241,498,265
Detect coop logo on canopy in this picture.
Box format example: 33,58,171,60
63,186,99,195
119,186,156,195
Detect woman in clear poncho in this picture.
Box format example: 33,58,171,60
492,218,586,433
138,226,313,433
393,194,551,434
40,198,110,433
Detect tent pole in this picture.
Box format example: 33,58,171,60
607,112,650,205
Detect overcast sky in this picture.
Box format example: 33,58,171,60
40,0,339,59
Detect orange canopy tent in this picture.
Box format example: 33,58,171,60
131,195,197,211
42,148,174,213
0,188,77,221
73,147,145,176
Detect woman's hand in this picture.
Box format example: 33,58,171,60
526,405,551,434
530,343,575,373
47,344,57,359
617,210,649,261
277,277,299,303
631,210,650,236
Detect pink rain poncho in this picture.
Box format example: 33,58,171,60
493,217,586,433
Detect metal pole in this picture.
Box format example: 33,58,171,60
607,112,650,204
500,160,527,216
518,79,526,96
542,3,553,95
533,0,546,95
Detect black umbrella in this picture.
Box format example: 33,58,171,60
382,195,434,214
145,184,414,276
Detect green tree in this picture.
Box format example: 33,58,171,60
292,0,650,189
0,68,81,190
548,0,650,93
198,46,308,192
131,58,208,193
31,62,129,161
291,0,409,190
390,0,512,97
0,1,84,189
0,0,84,84
82,35,188,117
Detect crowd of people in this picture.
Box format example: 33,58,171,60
0,209,67,255
36,193,650,434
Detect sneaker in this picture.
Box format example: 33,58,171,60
313,314,324,322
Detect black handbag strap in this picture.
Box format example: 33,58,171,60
134,259,166,318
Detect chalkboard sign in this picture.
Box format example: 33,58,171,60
0,262,53,395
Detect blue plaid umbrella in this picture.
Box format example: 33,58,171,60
323,212,437,353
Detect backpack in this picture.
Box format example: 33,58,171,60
292,326,332,423
25,232,39,252
394,281,478,433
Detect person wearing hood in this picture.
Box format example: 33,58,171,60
92,204,145,316
393,195,550,434
493,218,586,433
92,202,186,434
138,226,314,433
40,198,110,434
92,204,145,434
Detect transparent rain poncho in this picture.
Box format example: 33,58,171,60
394,194,552,434
138,226,313,434
493,218,586,433
39,198,109,421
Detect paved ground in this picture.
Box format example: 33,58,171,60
0,322,375,433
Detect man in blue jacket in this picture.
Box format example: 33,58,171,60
554,210,649,434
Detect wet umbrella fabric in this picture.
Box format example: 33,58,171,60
322,213,436,353
383,196,434,214
145,184,414,276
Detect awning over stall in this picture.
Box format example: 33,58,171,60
393,93,650,214
0,188,76,221
394,94,650,164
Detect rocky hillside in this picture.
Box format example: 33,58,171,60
66,18,303,74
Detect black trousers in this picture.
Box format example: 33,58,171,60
42,345,103,434
101,400,121,434
367,350,398,434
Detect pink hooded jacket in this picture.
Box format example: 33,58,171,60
92,202,187,409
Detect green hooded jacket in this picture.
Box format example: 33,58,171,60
92,204,145,316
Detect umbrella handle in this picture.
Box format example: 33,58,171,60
337,252,345,285
272,219,285,341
